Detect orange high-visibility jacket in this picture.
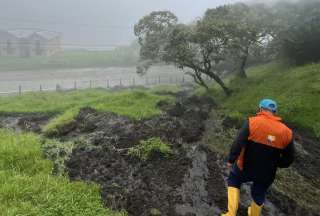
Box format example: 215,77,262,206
228,111,294,185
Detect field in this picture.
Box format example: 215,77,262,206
0,48,138,72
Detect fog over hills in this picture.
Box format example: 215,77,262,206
0,0,238,48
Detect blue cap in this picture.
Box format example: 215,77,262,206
259,99,277,113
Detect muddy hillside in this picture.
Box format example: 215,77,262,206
0,92,319,216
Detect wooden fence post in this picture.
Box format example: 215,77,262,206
40,84,42,92
107,80,110,88
74,81,77,90
90,80,93,89
133,77,135,86
18,85,22,95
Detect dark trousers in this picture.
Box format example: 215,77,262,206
227,165,270,206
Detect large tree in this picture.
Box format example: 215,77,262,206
134,11,232,95
204,3,270,78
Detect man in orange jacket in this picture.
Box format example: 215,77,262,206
221,99,295,216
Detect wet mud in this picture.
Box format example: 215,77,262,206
0,113,51,133
1,91,319,216
64,94,223,216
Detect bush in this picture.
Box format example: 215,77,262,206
128,137,173,161
279,3,320,65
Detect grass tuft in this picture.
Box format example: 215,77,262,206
128,137,173,161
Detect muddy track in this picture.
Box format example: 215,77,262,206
64,94,224,216
60,92,317,216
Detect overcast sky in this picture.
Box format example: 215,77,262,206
0,0,238,48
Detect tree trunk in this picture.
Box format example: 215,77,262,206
239,55,248,78
208,71,232,96
238,46,249,78
186,71,209,90
195,71,209,90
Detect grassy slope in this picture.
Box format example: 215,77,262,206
0,129,125,216
221,62,320,138
202,62,320,212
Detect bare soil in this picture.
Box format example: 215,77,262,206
0,91,319,216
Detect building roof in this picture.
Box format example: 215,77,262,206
7,29,60,40
0,29,16,39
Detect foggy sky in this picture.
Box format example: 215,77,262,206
0,0,238,48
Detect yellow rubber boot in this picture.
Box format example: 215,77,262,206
221,187,240,216
247,201,262,216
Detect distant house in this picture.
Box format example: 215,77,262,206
0,30,19,57
0,29,61,58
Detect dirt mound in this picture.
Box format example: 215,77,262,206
64,95,229,216
63,93,320,216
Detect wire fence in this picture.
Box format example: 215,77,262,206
0,74,197,96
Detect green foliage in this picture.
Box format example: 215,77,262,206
0,129,126,216
251,0,320,65
220,62,320,138
279,5,320,65
135,10,231,94
134,11,178,65
0,44,138,71
204,3,269,77
128,137,173,161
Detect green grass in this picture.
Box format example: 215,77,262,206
149,85,182,95
0,89,172,119
0,88,174,135
43,108,80,135
128,137,173,161
212,62,320,138
0,129,126,216
0,47,138,71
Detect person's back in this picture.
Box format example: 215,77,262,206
221,99,295,216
